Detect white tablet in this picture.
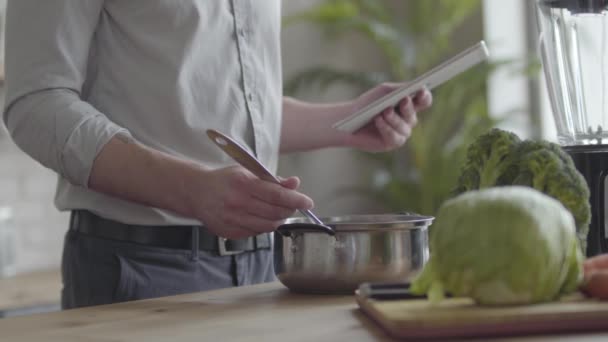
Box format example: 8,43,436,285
332,41,490,133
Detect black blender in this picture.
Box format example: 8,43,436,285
536,0,608,256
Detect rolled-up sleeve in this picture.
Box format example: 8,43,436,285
2,0,131,187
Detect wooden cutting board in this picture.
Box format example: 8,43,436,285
356,291,608,340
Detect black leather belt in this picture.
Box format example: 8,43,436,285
70,210,271,256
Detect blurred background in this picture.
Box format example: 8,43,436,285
0,0,553,301
279,0,553,220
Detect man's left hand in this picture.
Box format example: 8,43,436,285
344,83,432,152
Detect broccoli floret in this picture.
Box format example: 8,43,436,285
453,129,591,252
511,141,591,251
453,128,521,194
514,139,576,170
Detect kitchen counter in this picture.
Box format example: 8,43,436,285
0,282,607,341
0,270,61,317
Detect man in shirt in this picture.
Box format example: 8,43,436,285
3,1,432,309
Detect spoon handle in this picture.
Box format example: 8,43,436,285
206,129,326,226
207,129,279,183
298,209,325,226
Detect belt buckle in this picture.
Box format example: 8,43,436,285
218,237,243,256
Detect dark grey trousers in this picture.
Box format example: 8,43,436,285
61,217,275,309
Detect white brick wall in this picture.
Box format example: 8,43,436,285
0,128,68,276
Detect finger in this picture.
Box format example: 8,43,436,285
278,176,300,190
383,109,410,136
400,109,418,127
370,83,403,100
248,180,314,209
397,97,418,126
413,89,433,110
582,270,608,300
584,254,608,274
219,209,284,235
375,114,406,147
222,189,296,220
243,196,298,221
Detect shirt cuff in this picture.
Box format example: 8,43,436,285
61,102,132,187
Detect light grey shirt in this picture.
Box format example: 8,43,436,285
3,0,283,225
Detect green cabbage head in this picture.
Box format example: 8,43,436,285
410,186,583,305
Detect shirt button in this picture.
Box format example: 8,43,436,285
238,28,246,37
248,93,254,102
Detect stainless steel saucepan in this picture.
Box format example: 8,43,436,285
275,214,433,294
206,129,434,294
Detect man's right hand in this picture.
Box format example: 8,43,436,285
89,135,314,240
188,165,314,239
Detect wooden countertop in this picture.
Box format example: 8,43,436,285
0,282,607,341
0,270,61,312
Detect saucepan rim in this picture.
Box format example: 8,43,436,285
279,214,434,233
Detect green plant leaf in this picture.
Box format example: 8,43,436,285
283,0,360,29
284,67,389,96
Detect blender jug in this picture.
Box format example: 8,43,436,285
536,0,608,256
